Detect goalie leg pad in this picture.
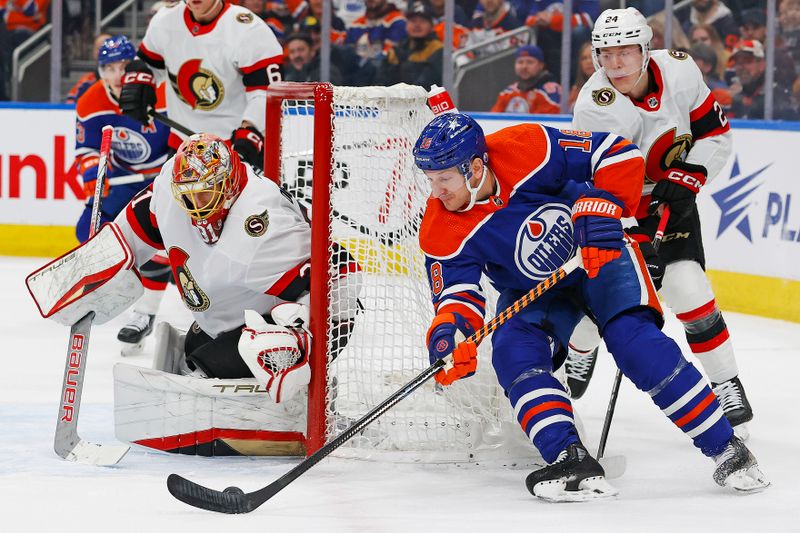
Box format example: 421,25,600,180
152,322,187,374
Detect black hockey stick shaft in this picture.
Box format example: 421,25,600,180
597,206,671,459
148,109,194,137
167,254,584,514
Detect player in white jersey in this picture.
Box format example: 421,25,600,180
568,8,752,433
114,134,359,397
118,0,283,170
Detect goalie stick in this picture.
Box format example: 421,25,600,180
54,125,130,465
596,206,671,460
167,253,587,514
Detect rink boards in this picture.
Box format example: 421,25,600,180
1,103,798,321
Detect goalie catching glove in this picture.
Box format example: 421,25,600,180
237,304,311,403
427,312,478,386
119,59,157,125
571,190,625,278
648,160,706,222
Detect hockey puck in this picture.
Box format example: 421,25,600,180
223,486,245,495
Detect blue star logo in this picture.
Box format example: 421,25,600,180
711,157,770,242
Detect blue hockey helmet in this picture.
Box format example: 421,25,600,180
413,113,488,177
97,35,136,66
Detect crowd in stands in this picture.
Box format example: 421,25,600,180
4,0,800,121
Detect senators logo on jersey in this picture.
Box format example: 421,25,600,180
171,59,225,111
645,128,693,184
245,210,269,237
169,247,210,312
592,88,615,106
514,204,574,281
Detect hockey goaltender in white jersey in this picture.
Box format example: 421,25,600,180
30,134,360,456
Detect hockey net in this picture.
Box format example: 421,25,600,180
265,82,536,464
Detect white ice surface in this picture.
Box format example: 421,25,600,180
2,255,798,532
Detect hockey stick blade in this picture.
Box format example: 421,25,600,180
60,439,130,466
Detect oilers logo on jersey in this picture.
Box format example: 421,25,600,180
173,58,225,111
514,204,574,281
113,127,153,164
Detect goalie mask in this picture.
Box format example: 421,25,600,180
172,133,245,244
591,8,653,79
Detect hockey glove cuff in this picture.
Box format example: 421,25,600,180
648,160,706,222
231,126,264,170
119,60,157,125
437,340,478,386
572,190,625,278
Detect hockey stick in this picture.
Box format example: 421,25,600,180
54,125,130,465
596,206,671,460
148,109,194,137
167,253,585,514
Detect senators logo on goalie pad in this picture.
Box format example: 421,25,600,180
169,247,210,312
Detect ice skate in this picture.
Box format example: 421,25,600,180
525,443,618,502
713,436,769,493
712,376,753,440
565,346,598,399
118,311,155,356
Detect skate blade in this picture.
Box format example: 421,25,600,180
733,423,750,441
120,340,146,357
533,476,619,502
724,465,770,494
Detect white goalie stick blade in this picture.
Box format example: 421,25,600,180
598,455,626,479
54,312,130,465
532,475,619,503
60,439,130,466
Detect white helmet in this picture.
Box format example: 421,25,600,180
591,8,653,74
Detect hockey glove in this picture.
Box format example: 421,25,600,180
648,160,706,222
231,126,264,170
427,312,477,386
572,190,625,278
238,309,311,403
119,59,157,125
626,225,664,290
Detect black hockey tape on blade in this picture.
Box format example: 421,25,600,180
167,474,253,514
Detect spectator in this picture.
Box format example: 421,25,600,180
491,44,561,114
649,11,691,51
568,41,594,109
375,0,443,89
336,0,366,27
345,0,407,60
728,39,798,119
429,0,471,49
0,0,50,99
306,0,347,44
429,0,469,25
780,0,800,73
283,32,344,84
690,42,729,91
684,0,739,49
739,7,797,86
689,23,729,80
299,14,361,84
65,33,112,105
524,1,598,77
471,0,522,34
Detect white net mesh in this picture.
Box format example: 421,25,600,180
276,84,537,464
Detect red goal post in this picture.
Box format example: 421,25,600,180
264,82,539,465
